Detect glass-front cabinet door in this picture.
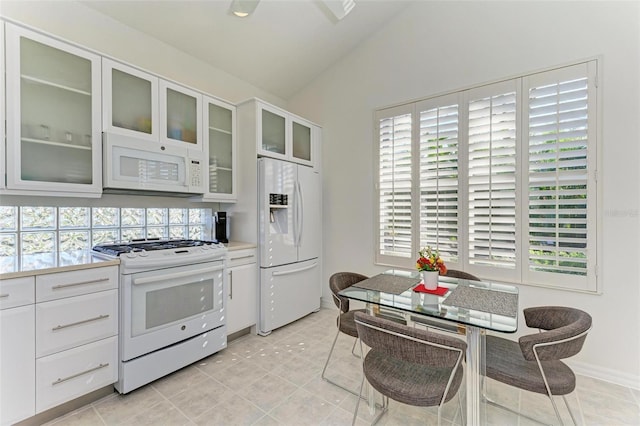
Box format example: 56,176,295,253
258,103,287,159
291,116,313,167
255,100,316,167
201,96,236,201
102,59,158,141
4,24,101,195
160,81,202,150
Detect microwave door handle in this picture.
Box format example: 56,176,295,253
132,265,224,285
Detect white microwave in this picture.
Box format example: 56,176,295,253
103,132,205,195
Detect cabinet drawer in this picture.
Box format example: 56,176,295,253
36,289,118,358
36,336,117,413
36,266,118,302
228,248,257,267
0,276,35,310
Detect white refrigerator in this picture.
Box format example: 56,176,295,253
258,157,321,335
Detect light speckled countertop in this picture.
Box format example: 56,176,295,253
0,241,256,280
0,250,120,280
226,241,257,251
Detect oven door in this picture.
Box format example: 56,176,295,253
121,260,225,361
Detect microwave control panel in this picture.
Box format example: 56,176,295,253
189,159,203,190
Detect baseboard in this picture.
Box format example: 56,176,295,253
320,296,336,310
568,359,640,390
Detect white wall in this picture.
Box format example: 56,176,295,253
290,1,640,388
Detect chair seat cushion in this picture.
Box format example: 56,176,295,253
338,309,367,337
486,335,576,395
364,349,464,406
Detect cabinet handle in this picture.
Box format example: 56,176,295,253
229,270,233,300
51,278,110,290
231,255,255,261
52,314,110,331
0,294,9,299
52,363,109,386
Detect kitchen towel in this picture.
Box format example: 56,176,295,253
442,285,518,317
353,274,420,295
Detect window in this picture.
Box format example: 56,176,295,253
374,61,598,292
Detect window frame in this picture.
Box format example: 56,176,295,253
373,59,600,293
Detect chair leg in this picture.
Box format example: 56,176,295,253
562,395,579,426
482,391,557,426
351,337,360,358
321,328,340,380
352,371,367,426
322,329,363,397
548,393,565,425
457,392,465,426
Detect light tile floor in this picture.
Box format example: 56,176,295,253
45,308,640,426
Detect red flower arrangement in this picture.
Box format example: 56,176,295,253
416,246,447,275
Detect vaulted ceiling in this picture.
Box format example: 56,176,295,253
82,0,411,100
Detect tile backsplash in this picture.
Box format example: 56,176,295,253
0,206,211,256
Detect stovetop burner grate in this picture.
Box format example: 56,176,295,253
92,238,220,257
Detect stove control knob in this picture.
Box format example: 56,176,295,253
139,251,149,257
125,252,137,259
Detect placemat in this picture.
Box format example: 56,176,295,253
442,285,518,317
353,274,420,295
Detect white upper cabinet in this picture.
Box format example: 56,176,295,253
160,80,203,150
255,100,317,168
102,59,159,141
103,60,203,151
4,24,102,196
197,96,236,201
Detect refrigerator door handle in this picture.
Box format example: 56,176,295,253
296,180,304,247
271,262,318,276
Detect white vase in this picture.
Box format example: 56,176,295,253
421,270,439,290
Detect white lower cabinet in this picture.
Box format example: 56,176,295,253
0,265,119,425
36,336,117,413
1,303,36,425
226,248,257,335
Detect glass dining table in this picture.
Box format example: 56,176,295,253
338,269,519,425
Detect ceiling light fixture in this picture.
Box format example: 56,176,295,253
230,0,260,18
323,0,356,21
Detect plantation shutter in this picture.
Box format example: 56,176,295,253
523,62,596,290
417,95,460,263
466,81,519,277
376,106,413,261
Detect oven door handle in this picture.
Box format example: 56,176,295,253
132,265,225,286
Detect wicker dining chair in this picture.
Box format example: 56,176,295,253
485,306,592,425
321,272,369,395
352,311,466,425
